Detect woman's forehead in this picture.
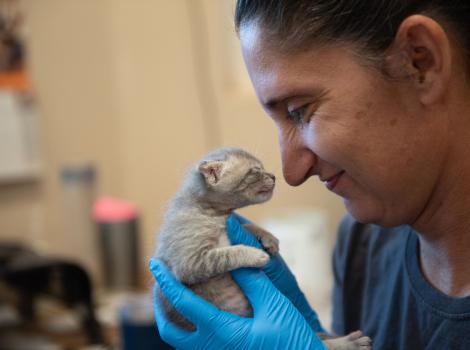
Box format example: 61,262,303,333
241,30,356,107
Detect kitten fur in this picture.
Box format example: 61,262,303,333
154,147,372,350
155,147,278,330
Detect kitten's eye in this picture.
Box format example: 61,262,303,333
244,167,262,183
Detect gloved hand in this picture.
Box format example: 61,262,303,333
227,213,326,333
150,258,327,350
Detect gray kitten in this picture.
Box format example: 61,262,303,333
154,147,371,350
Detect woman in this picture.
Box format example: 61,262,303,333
150,1,470,349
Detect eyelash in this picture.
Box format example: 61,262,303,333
287,106,310,125
244,169,261,183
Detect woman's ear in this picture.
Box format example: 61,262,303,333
385,15,452,106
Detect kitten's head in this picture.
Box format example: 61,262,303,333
195,148,275,210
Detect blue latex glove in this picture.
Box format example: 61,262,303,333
227,213,326,333
150,258,327,350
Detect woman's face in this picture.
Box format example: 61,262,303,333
240,23,448,226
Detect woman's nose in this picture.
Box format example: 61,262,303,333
279,132,317,187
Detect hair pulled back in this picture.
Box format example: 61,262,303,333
235,0,470,68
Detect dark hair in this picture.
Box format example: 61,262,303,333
235,0,470,69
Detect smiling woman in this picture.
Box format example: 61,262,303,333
151,1,470,349
239,25,443,227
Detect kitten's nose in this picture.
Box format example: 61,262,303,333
267,173,276,182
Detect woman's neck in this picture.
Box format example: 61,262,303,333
412,105,470,297
417,229,470,297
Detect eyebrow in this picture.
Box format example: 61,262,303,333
263,87,328,111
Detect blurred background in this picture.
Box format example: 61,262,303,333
0,0,346,349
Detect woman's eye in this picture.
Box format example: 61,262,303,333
287,106,309,124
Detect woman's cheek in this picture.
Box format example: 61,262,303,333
302,121,348,163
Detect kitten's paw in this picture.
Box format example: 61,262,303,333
345,330,372,350
242,223,279,255
323,331,372,350
247,247,270,268
260,233,279,255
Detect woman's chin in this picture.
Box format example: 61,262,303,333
344,199,402,227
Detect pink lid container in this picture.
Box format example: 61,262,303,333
92,196,138,223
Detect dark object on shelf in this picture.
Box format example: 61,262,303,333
0,243,104,344
121,320,173,350
119,293,174,350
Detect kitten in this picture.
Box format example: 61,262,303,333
154,147,371,350
155,147,277,330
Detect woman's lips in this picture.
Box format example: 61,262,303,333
324,171,345,191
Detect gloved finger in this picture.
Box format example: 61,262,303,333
263,254,298,293
292,293,325,333
231,212,251,225
227,216,298,292
227,215,290,284
259,255,325,332
226,214,262,248
152,283,192,345
231,268,282,313
149,258,224,326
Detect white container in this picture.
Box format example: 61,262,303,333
60,164,100,284
261,208,333,330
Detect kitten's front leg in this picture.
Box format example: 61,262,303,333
179,245,269,284
322,331,372,350
243,223,279,255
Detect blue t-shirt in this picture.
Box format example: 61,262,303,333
332,215,470,350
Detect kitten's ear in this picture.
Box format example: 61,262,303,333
199,160,225,185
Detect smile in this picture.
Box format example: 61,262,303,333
323,171,345,191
